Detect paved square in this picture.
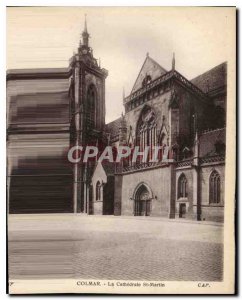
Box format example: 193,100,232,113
8,215,223,281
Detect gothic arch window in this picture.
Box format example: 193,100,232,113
87,84,97,128
209,170,221,204
178,174,188,198
96,181,101,201
136,106,156,162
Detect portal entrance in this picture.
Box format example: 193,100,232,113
134,184,152,216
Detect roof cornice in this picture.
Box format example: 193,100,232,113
124,70,209,105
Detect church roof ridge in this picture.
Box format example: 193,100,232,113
201,127,226,135
191,62,227,94
124,68,209,107
191,62,227,82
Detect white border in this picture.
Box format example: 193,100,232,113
2,1,239,299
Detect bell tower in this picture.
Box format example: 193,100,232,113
70,17,108,213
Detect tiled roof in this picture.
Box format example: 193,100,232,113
199,128,226,157
191,62,227,94
105,117,121,140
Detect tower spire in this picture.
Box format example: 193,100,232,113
82,14,90,47
84,14,87,32
172,52,175,71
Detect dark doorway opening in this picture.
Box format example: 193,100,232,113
179,203,186,218
134,184,152,216
88,185,93,215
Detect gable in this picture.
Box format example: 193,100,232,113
92,161,107,185
131,56,167,94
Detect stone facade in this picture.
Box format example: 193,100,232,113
119,166,172,217
7,24,226,222
103,55,226,222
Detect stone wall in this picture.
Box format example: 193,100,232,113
93,201,103,215
120,166,171,217
175,167,194,218
200,164,225,222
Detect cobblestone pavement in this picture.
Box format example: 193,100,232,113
8,215,223,281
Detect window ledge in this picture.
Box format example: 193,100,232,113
208,203,223,207
177,197,189,202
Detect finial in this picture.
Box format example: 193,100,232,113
195,130,198,142
99,58,101,68
192,113,198,136
122,87,125,100
82,14,90,47
146,52,149,57
172,52,175,71
84,14,87,33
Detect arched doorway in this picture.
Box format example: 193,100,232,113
134,184,152,216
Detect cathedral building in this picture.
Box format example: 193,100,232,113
7,21,226,222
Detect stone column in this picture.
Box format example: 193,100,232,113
168,163,176,218
192,132,201,220
114,174,123,215
192,167,201,220
73,63,80,213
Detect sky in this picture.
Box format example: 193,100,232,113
6,7,235,123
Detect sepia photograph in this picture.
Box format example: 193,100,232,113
6,6,236,294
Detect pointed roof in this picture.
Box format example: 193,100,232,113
84,14,88,33
172,53,175,70
92,161,115,179
131,55,167,94
82,14,90,47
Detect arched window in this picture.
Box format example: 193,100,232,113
178,174,188,198
87,85,97,128
96,181,101,201
136,106,156,163
209,170,221,204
